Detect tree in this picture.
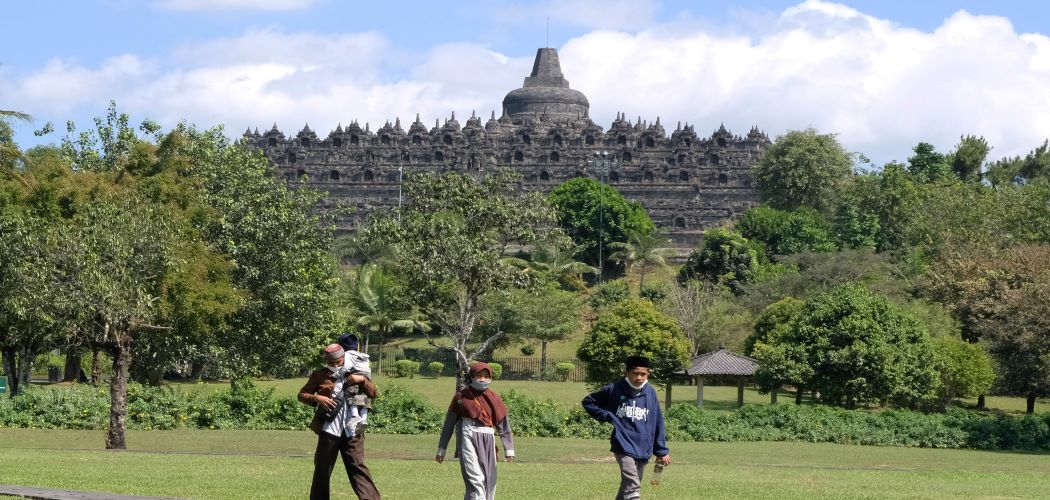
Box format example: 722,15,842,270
608,227,676,292
737,205,838,257
754,284,938,409
833,164,920,253
986,140,1050,187
0,212,65,396
576,299,689,386
363,169,559,385
907,142,952,183
349,264,426,376
948,135,990,183
752,128,854,214
503,244,597,291
176,125,340,377
929,336,995,409
479,286,581,372
678,228,773,294
923,245,1050,412
747,297,807,403
547,177,655,270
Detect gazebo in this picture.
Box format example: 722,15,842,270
685,347,760,408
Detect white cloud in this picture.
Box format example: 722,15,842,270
154,0,318,12
5,0,1050,165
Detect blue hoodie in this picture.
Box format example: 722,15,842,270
582,379,668,461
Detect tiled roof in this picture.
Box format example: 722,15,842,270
686,347,759,376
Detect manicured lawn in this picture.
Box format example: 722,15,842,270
1,429,1048,499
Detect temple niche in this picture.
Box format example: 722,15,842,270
245,48,769,250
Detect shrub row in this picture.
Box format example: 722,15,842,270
2,383,1048,450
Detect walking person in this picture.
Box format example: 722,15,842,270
435,362,515,500
582,355,670,500
298,343,382,500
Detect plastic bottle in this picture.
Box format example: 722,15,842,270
650,461,665,487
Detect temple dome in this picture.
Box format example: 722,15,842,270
502,48,590,125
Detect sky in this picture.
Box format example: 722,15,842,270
2,0,1049,166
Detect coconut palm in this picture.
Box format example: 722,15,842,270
503,244,598,290
350,264,428,376
608,227,677,293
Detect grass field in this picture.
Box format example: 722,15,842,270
1,429,1048,499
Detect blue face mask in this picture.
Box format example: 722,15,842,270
470,380,490,391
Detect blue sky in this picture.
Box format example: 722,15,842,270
3,0,1049,165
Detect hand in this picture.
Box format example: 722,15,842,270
435,454,444,464
315,395,336,409
657,455,671,466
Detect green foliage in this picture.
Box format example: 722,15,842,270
487,362,503,380
907,142,952,183
547,177,655,269
639,282,667,301
948,135,990,183
679,228,778,294
519,345,536,356
738,206,838,257
986,139,1050,187
753,128,854,214
576,299,689,385
930,337,995,408
607,227,676,292
367,384,443,434
554,363,576,382
500,389,609,439
427,361,445,378
394,359,421,378
833,164,920,253
588,278,630,309
745,297,805,356
753,284,939,408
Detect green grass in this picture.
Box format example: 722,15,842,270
1,429,1048,499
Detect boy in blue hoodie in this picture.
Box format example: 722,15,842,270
582,355,671,500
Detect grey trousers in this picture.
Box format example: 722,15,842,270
460,427,497,500
614,453,647,500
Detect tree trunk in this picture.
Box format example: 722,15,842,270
977,394,986,410
16,346,33,394
1027,393,1036,414
106,334,132,450
665,382,673,408
795,387,803,405
64,350,83,382
638,266,646,295
540,341,549,374
146,367,163,387
91,348,103,385
1,348,18,397
190,361,205,380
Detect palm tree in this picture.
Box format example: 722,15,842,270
503,244,598,290
0,110,32,183
608,227,677,293
350,264,428,376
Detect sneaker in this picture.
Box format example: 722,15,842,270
355,416,369,433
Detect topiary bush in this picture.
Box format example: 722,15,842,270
394,360,421,378
487,362,502,380
427,361,445,378
554,362,575,381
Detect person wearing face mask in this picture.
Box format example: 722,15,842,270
582,355,670,500
298,343,382,500
436,362,515,500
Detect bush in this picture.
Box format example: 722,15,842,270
369,384,443,434
554,363,575,381
640,282,668,301
520,345,536,356
427,361,445,378
394,360,421,378
589,278,629,309
487,362,503,380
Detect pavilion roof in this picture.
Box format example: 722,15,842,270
686,347,759,376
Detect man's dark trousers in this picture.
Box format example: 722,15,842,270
310,431,381,500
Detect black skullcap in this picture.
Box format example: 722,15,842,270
337,333,360,351
625,355,651,370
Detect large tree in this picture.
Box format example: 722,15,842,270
753,284,938,409
737,205,838,257
948,135,990,183
752,128,854,214
577,299,689,386
363,169,560,385
608,227,676,292
547,177,655,272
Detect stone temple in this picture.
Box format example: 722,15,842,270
243,48,769,249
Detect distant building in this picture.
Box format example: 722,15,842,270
244,48,769,249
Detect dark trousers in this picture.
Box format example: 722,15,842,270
310,431,381,500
